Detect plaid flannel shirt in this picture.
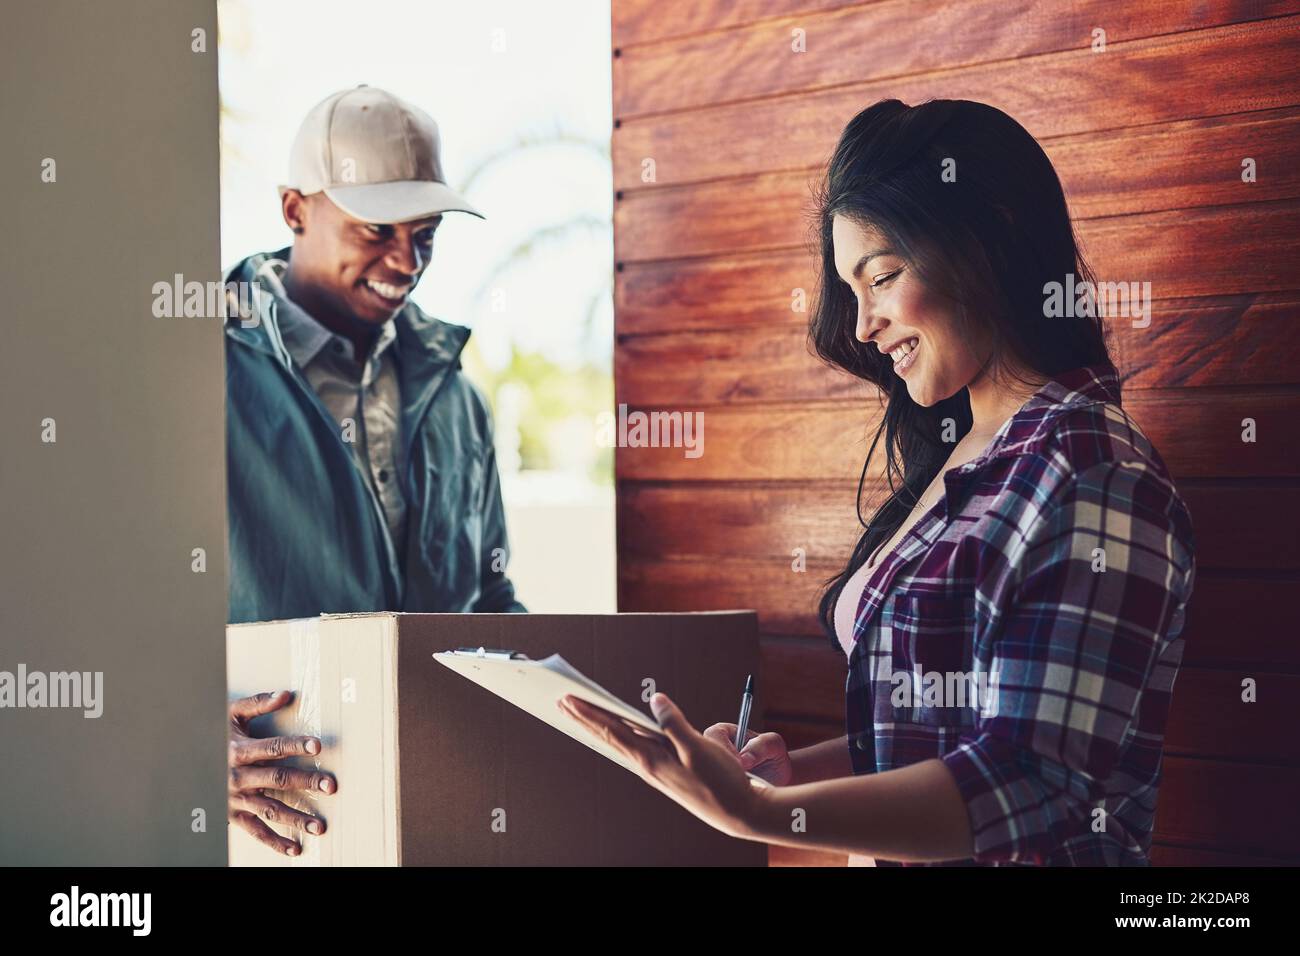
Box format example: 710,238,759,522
845,363,1196,866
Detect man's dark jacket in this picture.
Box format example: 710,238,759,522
223,247,525,624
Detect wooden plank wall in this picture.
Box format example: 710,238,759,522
610,0,1300,865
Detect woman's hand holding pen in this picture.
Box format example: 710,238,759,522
703,723,794,786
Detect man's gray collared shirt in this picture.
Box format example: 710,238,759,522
258,258,409,563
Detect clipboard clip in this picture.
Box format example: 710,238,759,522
447,647,531,661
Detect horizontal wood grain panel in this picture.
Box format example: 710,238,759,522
1180,575,1300,669
614,402,869,482
617,480,1300,571
1153,758,1300,858
614,109,1300,259
1179,483,1300,572
613,0,847,50
616,203,1300,332
615,291,1300,403
1164,669,1300,763
616,322,867,405
618,481,866,562
613,16,1300,189
615,167,820,261
1124,387,1300,479
761,714,841,751
759,634,845,723
618,554,832,635
1148,842,1297,865
615,2,1300,118
1114,292,1300,391
618,557,1300,668
616,248,808,336
1050,107,1300,220
613,389,1300,480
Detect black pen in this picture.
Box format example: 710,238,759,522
733,674,754,751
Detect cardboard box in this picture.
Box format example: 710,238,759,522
227,611,765,866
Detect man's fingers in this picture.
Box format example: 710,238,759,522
231,764,336,795
235,733,322,765
231,793,327,836
230,810,302,857
229,690,292,721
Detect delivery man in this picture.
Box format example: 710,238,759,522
223,86,525,856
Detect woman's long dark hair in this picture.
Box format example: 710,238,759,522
811,99,1114,648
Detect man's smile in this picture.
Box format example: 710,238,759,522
359,277,412,307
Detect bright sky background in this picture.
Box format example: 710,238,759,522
217,0,614,372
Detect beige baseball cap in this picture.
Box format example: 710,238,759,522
279,85,483,223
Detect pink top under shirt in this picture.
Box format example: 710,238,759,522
833,550,884,658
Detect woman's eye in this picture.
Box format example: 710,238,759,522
870,269,901,289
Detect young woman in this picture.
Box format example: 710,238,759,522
561,99,1196,866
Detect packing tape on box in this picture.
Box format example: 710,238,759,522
287,616,324,865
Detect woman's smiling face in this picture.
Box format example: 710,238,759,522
832,214,989,407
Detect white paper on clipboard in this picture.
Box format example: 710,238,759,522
433,650,772,788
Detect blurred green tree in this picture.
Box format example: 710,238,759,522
455,130,614,486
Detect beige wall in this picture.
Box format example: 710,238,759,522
0,0,227,864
